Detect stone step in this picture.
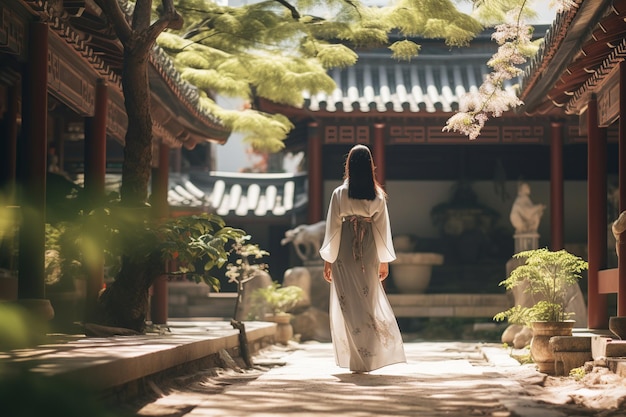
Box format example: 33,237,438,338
167,283,237,317
388,293,510,318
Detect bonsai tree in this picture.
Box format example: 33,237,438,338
224,236,270,321
494,248,588,326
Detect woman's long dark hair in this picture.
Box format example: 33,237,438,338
343,144,385,200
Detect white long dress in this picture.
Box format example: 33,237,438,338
319,181,406,372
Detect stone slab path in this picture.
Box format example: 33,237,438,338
123,341,626,417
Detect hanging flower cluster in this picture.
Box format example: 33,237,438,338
443,0,578,140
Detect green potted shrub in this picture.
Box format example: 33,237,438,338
250,281,304,344
494,248,588,374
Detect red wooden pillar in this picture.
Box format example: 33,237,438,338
83,79,108,321
150,142,170,325
150,273,168,325
151,142,170,220
172,148,182,173
307,122,323,224
17,22,53,318
587,95,608,328
373,123,386,187
84,79,108,204
550,121,564,250
618,61,626,316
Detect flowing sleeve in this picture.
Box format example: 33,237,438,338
371,196,396,263
319,188,342,263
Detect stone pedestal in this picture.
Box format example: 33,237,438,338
549,336,592,376
513,232,539,253
590,336,626,377
591,335,626,359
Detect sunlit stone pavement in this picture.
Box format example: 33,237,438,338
129,340,626,417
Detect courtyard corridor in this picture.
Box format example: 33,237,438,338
126,340,626,417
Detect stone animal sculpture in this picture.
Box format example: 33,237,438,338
509,182,546,234
281,221,326,263
612,210,626,257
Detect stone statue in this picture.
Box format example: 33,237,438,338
281,221,326,264
510,182,546,234
612,210,626,257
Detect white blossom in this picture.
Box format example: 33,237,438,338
551,0,578,13
444,1,576,140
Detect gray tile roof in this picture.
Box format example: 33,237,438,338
304,51,515,113
168,171,307,218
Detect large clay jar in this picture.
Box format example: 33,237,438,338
530,321,575,375
390,252,444,294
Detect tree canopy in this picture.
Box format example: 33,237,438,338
156,0,484,152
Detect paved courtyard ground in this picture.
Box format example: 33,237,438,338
122,341,626,417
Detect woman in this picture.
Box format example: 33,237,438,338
319,144,406,373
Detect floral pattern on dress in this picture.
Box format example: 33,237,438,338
338,293,347,312
362,285,369,296
366,312,394,348
357,347,373,358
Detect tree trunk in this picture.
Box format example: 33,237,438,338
94,252,162,332
91,48,156,332
120,48,152,207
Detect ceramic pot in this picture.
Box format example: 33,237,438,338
530,321,575,375
266,313,293,345
390,252,444,293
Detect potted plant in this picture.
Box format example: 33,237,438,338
250,281,304,344
493,248,588,374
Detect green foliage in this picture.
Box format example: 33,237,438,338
493,248,588,325
113,211,247,290
471,0,539,26
250,281,305,317
390,40,421,61
156,0,488,152
569,366,586,381
44,223,83,286
314,44,359,69
0,303,48,350
45,208,248,292
220,108,295,153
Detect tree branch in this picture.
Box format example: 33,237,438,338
145,0,183,44
273,0,300,20
132,0,153,32
94,0,132,43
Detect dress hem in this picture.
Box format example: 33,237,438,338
336,359,408,373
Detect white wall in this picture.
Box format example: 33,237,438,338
323,180,589,250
